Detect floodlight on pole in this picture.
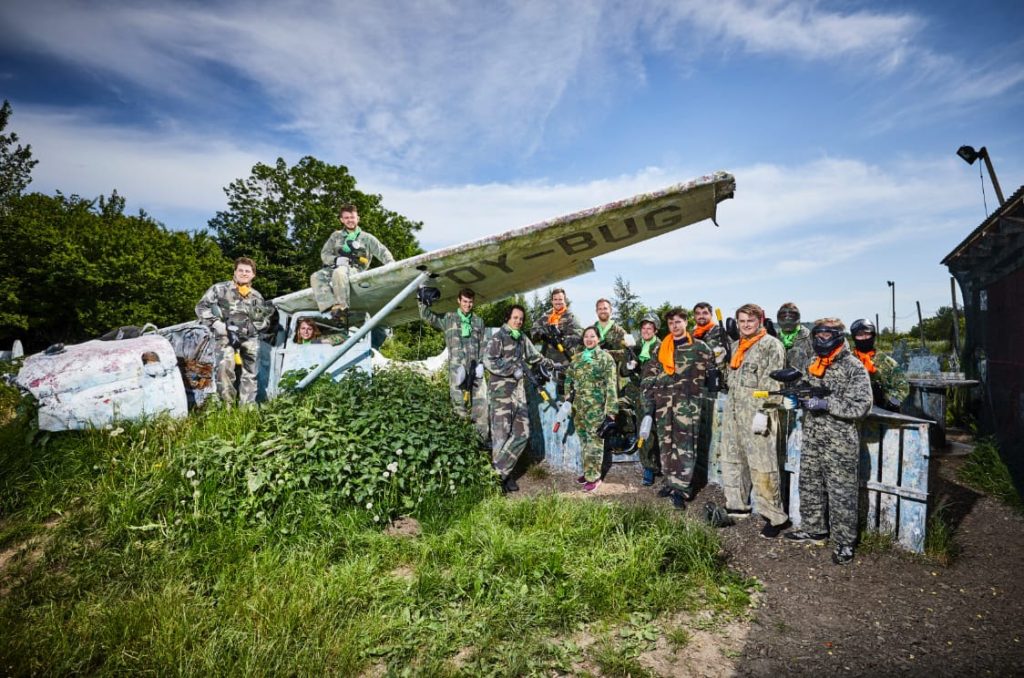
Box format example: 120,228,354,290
956,145,1006,205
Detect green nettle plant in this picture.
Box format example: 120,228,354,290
176,369,494,529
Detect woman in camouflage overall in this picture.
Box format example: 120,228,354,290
565,326,618,492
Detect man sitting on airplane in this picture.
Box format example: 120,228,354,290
195,257,272,406
311,204,394,324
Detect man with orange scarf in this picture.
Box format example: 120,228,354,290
784,318,872,565
641,307,712,509
692,302,725,350
530,288,582,393
850,319,908,411
720,303,791,537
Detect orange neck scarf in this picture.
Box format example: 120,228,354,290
547,307,567,325
235,284,251,298
658,332,691,375
808,345,844,377
729,328,767,370
693,322,716,339
853,348,877,374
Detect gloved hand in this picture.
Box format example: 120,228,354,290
782,394,799,410
454,365,467,387
212,320,227,338
801,396,829,411
712,346,727,365
751,411,769,435
625,358,638,371
513,366,524,380
622,333,636,348
334,256,351,268
474,363,484,380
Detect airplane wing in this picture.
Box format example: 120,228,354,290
273,171,735,325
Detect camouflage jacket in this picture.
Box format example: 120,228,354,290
725,333,786,413
593,320,628,366
641,336,712,410
803,348,872,423
484,325,552,403
692,323,725,351
530,306,582,364
319,228,394,273
855,349,909,409
619,336,660,383
781,325,814,370
195,281,271,339
565,348,618,422
419,303,485,373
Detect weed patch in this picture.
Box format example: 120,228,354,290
957,438,1023,512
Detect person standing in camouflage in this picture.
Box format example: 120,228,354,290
784,318,872,565
776,302,813,369
720,303,791,537
641,308,712,509
311,204,394,322
850,318,909,411
484,304,557,493
593,298,629,365
195,257,271,406
419,287,489,443
621,313,663,485
565,326,618,492
692,301,728,477
530,288,582,392
691,302,725,349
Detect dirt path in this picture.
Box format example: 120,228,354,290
517,455,1024,676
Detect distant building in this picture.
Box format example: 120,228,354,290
942,185,1024,494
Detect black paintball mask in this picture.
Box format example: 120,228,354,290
777,306,801,333
849,318,876,352
811,324,845,357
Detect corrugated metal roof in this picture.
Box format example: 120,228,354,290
942,183,1024,265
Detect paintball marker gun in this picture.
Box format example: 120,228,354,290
535,323,580,357
416,285,441,307
520,359,559,411
226,325,243,366
552,391,573,433
753,368,831,400
335,240,369,268
635,402,655,450
454,360,483,405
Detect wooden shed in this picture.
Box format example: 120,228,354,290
942,184,1024,494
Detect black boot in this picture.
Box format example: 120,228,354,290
502,477,520,493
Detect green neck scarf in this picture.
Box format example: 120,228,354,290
506,325,521,340
457,310,473,338
341,227,361,253
581,347,596,364
779,327,800,349
595,321,612,341
638,337,658,361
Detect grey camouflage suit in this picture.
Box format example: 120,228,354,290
620,338,661,472
800,347,872,546
721,334,789,525
642,337,712,494
781,326,813,370
195,281,271,405
419,301,488,441
311,228,394,312
484,325,554,479
565,348,618,482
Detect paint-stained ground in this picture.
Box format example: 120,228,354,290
514,451,1024,677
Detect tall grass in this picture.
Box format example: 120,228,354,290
958,438,1024,512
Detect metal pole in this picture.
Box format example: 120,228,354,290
979,147,1006,205
887,281,896,335
950,277,961,356
875,313,880,335
295,270,431,390
916,301,925,349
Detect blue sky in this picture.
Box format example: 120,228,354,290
2,0,1022,331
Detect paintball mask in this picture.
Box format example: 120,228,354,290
777,304,801,333
811,324,845,356
416,286,441,307
850,318,876,352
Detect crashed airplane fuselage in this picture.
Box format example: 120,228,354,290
12,172,735,431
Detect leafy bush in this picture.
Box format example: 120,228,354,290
177,368,494,529
957,438,1024,512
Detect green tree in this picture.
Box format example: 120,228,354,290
208,156,423,299
0,191,229,350
611,275,646,331
909,306,966,343
0,100,38,212
476,294,529,330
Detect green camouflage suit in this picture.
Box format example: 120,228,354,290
780,325,813,370
531,306,582,368
721,334,789,525
621,337,661,471
484,325,554,479
311,228,394,313
693,323,725,350
858,350,909,410
800,348,872,546
694,323,726,464
642,336,712,494
565,348,618,482
594,320,628,365
195,281,271,405
419,302,488,441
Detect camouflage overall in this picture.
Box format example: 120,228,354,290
310,228,394,312
483,325,553,479
642,337,712,494
721,333,789,525
565,348,618,482
419,302,489,441
799,348,872,546
195,280,271,405
620,337,661,472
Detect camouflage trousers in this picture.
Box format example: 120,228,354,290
490,397,530,479
575,404,606,483
448,375,489,443
310,266,352,312
623,384,659,472
720,405,788,525
215,336,260,406
799,415,860,546
656,394,700,493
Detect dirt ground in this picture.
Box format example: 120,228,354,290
515,452,1024,677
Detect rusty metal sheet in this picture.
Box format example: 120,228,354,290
273,171,735,325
